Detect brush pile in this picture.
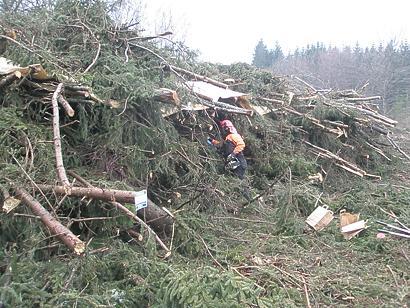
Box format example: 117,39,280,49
1,1,409,307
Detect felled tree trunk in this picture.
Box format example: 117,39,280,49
66,170,170,253
14,187,85,255
37,184,173,236
153,88,180,105
0,71,19,89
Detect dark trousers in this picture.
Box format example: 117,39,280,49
233,152,247,180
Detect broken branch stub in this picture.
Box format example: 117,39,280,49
58,94,75,117
52,83,70,187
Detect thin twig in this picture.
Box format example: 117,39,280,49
79,21,101,74
213,216,275,224
66,216,119,222
302,276,312,308
116,94,131,116
83,41,101,74
124,40,130,63
0,34,35,53
13,213,40,219
128,31,173,41
386,135,410,160
176,149,203,169
169,222,175,251
0,35,72,76
198,235,224,270
112,201,171,256
401,248,410,263
386,265,399,288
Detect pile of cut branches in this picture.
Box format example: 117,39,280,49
1,1,409,307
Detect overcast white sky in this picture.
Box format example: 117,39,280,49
141,0,410,64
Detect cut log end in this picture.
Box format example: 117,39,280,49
14,187,86,255
153,88,180,106
74,241,86,255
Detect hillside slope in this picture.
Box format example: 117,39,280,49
1,1,409,307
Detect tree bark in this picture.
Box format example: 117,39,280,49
58,95,75,117
112,201,170,253
196,98,253,115
66,170,170,253
37,184,174,236
0,72,19,89
153,88,180,105
52,83,70,186
169,65,229,89
14,187,85,255
344,96,381,102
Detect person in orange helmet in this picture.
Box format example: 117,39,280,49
208,119,247,180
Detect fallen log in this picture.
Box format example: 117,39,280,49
386,135,410,160
37,184,174,236
328,102,397,127
14,187,85,255
303,140,379,178
0,71,19,89
67,170,171,254
260,96,344,136
350,105,397,126
344,96,381,102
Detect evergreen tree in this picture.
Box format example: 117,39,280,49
271,41,284,64
252,39,271,68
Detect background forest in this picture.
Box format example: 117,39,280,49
252,39,410,120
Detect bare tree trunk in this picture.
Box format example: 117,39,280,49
52,83,70,186
0,72,19,89
111,201,170,254
67,170,170,253
37,184,174,236
14,187,85,255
